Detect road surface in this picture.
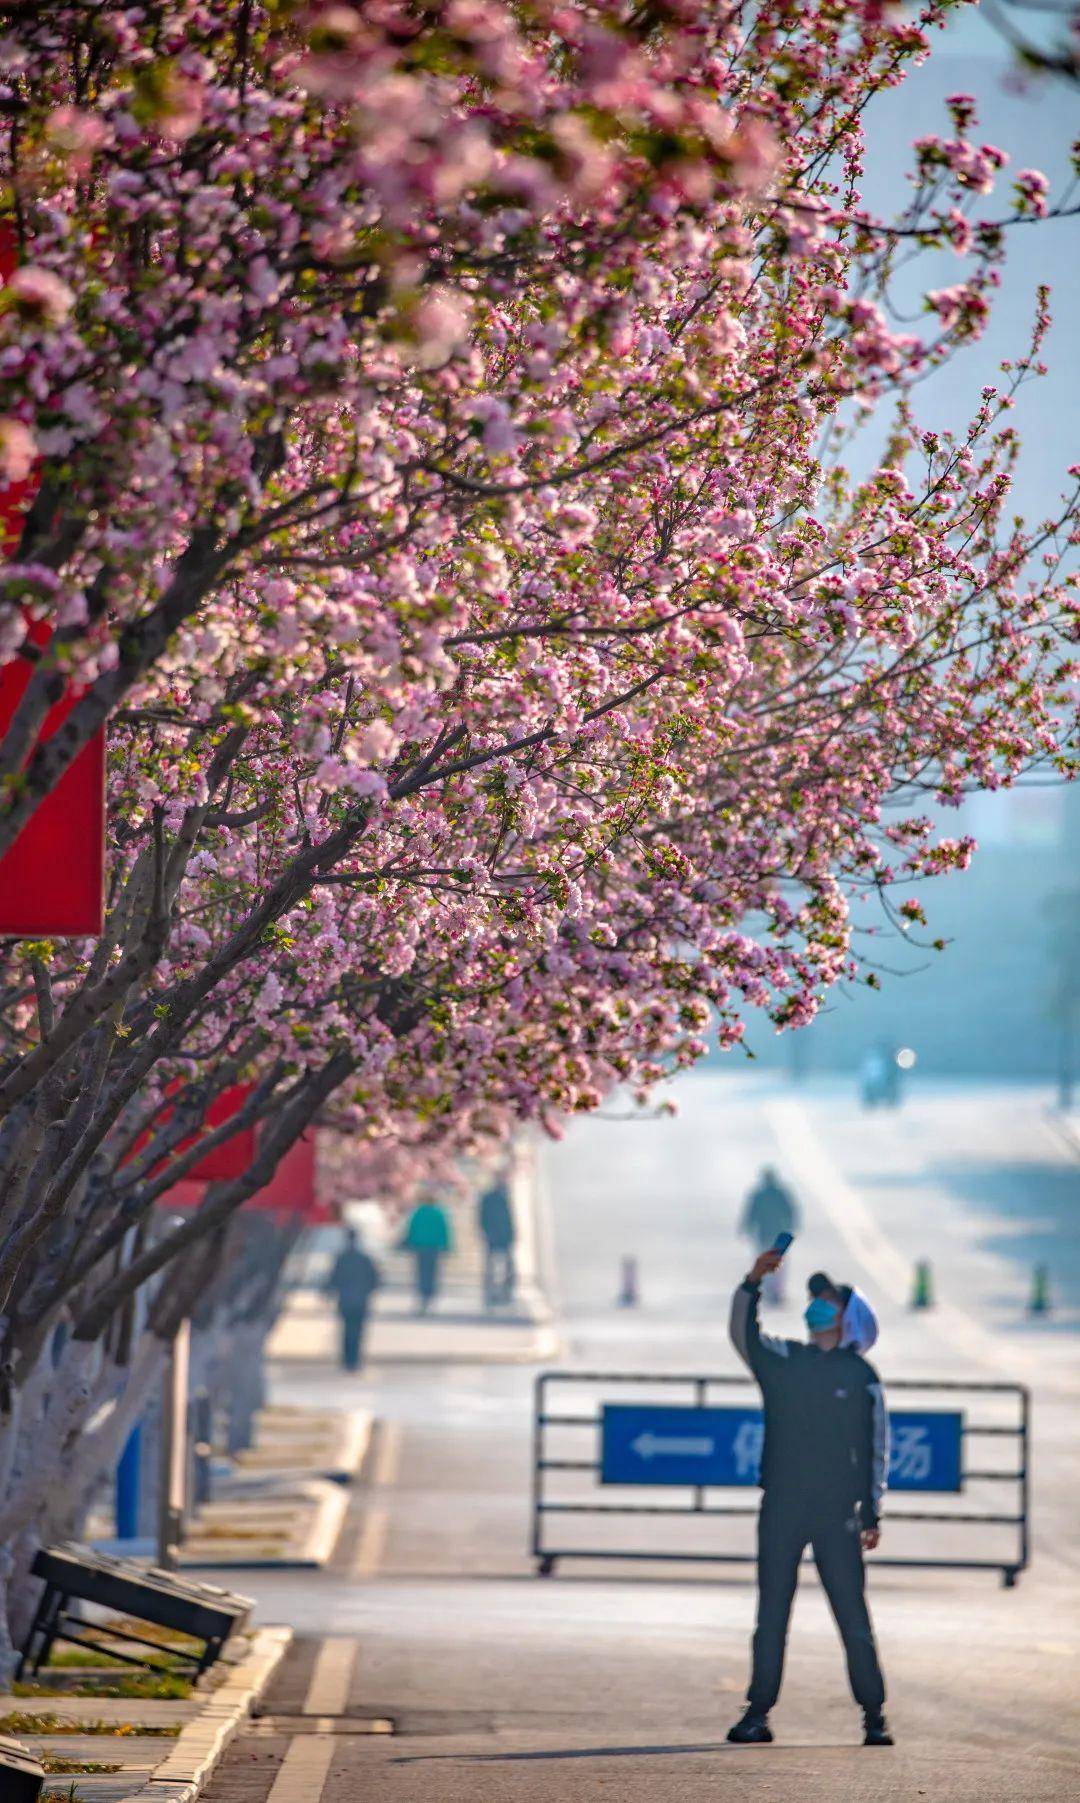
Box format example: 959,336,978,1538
202,1075,1080,1802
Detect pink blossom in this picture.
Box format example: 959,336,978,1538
549,113,613,203
146,65,206,142
410,289,472,368
943,207,973,255
357,720,398,763
247,259,282,305
0,0,1073,1236
725,117,781,194
1014,168,1050,218
478,400,520,458
44,104,109,169
4,265,75,326
945,92,977,133
0,415,36,482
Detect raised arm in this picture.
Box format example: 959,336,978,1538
729,1251,791,1378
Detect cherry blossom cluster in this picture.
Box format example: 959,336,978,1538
0,1,1076,1341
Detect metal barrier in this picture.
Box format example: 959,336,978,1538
532,1370,1029,1586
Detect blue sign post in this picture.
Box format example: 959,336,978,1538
115,1423,142,1541
601,1404,963,1493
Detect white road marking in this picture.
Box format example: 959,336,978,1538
303,1637,357,1716
301,1714,394,1733
266,1735,335,1803
353,1503,389,1577
371,1419,403,1490
350,1420,402,1577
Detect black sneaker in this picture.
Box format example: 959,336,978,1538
727,1710,773,1744
863,1712,894,1746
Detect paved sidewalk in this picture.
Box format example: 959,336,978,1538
268,1287,558,1366
1,1623,290,1803
179,1404,370,1570
91,1407,370,1572
269,1137,558,1367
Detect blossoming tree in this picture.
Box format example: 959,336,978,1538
0,0,1077,1664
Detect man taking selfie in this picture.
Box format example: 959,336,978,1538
727,1246,893,1747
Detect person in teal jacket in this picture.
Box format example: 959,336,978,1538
401,1199,454,1312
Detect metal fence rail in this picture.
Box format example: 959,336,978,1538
532,1370,1029,1586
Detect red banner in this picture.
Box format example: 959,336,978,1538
0,619,106,936
155,1126,329,1222
244,1129,323,1217
0,226,106,938
132,1081,256,1184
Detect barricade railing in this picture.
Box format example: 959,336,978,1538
532,1370,1028,1586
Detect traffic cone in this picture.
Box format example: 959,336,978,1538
1028,1264,1051,1315
617,1256,639,1308
910,1259,933,1310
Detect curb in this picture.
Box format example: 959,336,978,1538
114,1624,292,1803
181,1479,349,1571
232,1408,373,1483
268,1300,561,1368
365,1324,562,1367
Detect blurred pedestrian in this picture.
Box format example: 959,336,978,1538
728,1247,892,1748
477,1172,516,1309
739,1167,800,1302
401,1198,454,1313
859,1043,900,1109
325,1227,381,1372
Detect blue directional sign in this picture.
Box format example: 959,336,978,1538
887,1410,963,1492
600,1404,963,1493
601,1405,765,1488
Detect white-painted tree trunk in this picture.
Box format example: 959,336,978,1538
0,1328,172,1676
0,1333,98,1680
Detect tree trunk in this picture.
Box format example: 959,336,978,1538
225,1319,268,1455
0,1328,170,1673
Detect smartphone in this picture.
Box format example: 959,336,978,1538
772,1230,794,1255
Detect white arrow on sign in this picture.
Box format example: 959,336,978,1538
632,1432,715,1460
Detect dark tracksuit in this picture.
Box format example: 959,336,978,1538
478,1182,516,1306
327,1247,380,1372
729,1278,889,1716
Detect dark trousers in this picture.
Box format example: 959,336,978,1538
414,1246,442,1309
748,1491,885,1715
340,1306,369,1372
483,1245,515,1306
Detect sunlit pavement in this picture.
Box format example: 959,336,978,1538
202,1074,1080,1802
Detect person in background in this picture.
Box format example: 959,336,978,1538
727,1247,891,1748
326,1227,381,1372
401,1197,454,1313
808,1271,880,1355
739,1167,800,1302
859,1043,900,1109
478,1171,516,1308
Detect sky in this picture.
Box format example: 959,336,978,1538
752,6,1079,1078
861,5,1078,524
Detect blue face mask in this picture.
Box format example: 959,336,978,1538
805,1297,840,1333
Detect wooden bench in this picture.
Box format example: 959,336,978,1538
0,1733,44,1801
17,1541,252,1680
